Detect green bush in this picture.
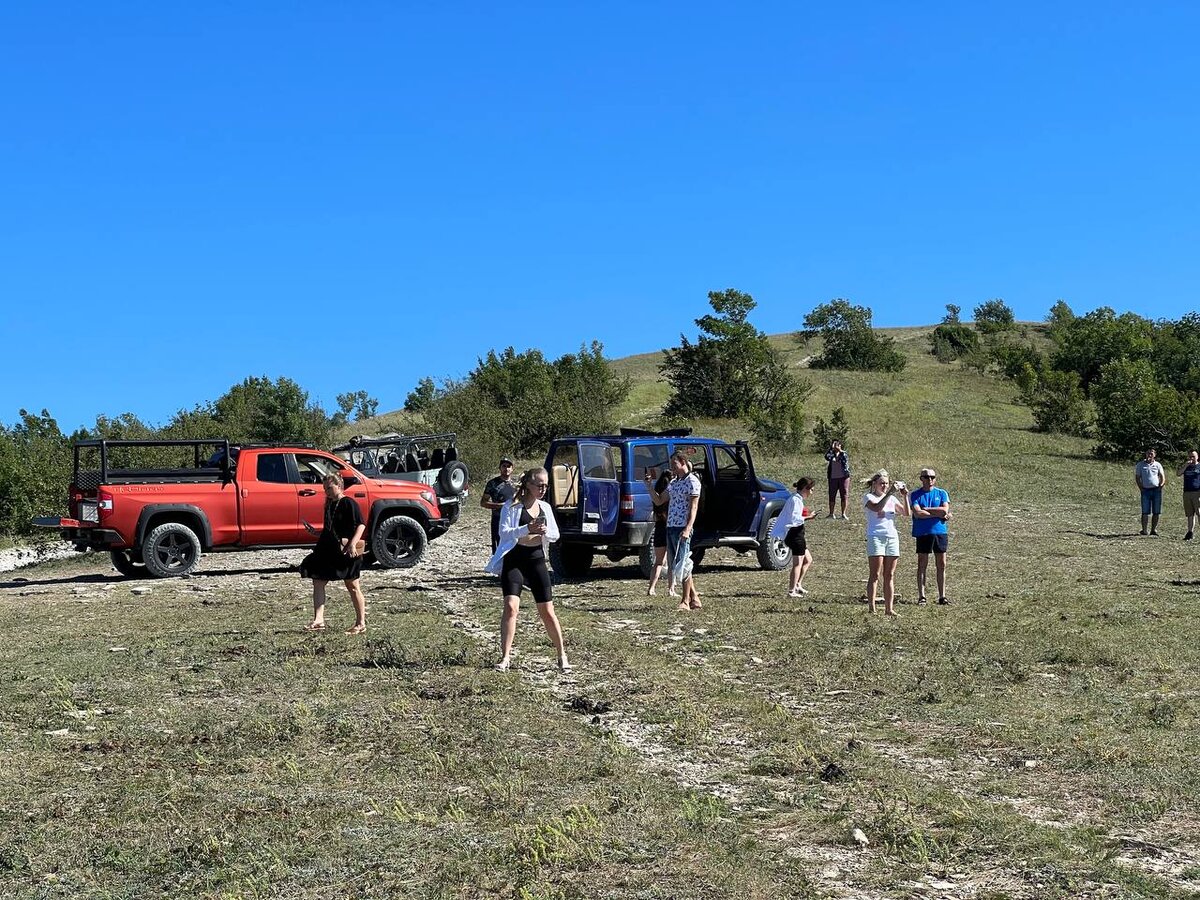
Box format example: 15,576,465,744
1051,307,1154,392
1024,370,1094,437
1092,359,1198,458
424,342,630,471
799,299,906,372
973,299,1015,334
929,323,979,363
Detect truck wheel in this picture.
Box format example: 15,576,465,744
756,516,792,570
142,522,202,578
372,514,427,568
110,549,146,578
549,541,593,580
638,533,658,579
438,460,469,495
691,546,706,568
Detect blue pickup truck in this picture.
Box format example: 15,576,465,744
542,429,793,578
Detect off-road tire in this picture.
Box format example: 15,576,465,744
141,522,202,578
371,514,428,568
438,460,469,495
638,533,658,579
110,549,146,578
549,541,593,580
756,515,792,570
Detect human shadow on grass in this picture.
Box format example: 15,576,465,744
1063,529,1145,540
0,564,298,590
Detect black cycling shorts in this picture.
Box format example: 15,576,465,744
915,533,949,555
784,525,807,556
500,544,553,604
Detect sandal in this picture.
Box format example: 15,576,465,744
345,624,366,635
304,622,326,631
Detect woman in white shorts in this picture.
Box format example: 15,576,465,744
863,469,909,616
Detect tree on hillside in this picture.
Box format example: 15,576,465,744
1050,307,1154,391
188,376,335,445
1092,358,1198,457
0,409,72,534
1151,312,1200,395
404,377,439,413
930,302,979,363
973,299,1015,334
798,299,905,372
1046,300,1075,341
660,289,811,445
424,342,630,466
942,304,961,324
334,390,379,425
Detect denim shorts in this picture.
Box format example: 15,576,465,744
1141,487,1163,516
866,533,900,558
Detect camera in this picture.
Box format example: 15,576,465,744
893,480,906,491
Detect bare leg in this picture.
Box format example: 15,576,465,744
883,557,900,616
866,557,882,613
648,547,667,595
344,577,366,634
916,553,929,601
498,596,519,667
686,575,701,609
797,550,813,591
934,553,947,600
535,601,568,669
308,580,328,629
787,557,801,594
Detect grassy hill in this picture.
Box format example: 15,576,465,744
2,327,1197,898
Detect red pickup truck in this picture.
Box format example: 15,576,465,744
35,439,453,578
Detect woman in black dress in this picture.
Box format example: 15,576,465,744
301,473,367,634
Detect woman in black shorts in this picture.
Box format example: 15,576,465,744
484,467,568,672
645,467,673,596
769,477,816,597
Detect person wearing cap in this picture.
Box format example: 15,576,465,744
481,457,516,553
769,477,818,597
909,468,951,605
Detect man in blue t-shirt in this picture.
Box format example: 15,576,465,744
909,468,951,605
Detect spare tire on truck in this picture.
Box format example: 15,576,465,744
438,460,469,495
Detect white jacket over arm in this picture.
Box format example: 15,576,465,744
484,499,560,575
769,494,806,540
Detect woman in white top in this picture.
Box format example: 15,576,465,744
484,467,569,672
863,469,910,616
770,477,817,597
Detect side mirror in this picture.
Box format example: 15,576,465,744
343,475,360,488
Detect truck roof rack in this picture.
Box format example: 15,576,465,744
617,427,693,438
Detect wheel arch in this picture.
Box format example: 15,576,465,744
369,500,431,535
136,505,212,549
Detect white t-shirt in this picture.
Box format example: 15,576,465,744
1136,460,1164,489
863,492,899,539
667,473,702,527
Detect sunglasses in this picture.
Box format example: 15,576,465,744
533,482,548,489
920,474,936,480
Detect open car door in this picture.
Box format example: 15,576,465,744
577,441,619,537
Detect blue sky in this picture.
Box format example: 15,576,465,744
2,2,1197,432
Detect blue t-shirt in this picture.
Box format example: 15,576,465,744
1184,464,1200,493
909,487,949,537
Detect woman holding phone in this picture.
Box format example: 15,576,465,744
646,451,702,611
863,469,910,616
485,467,569,672
644,465,674,596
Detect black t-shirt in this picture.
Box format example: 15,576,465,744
323,496,363,542
484,476,516,521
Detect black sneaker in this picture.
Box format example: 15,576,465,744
917,596,928,606
1150,530,1160,537
1186,532,1194,541
937,596,951,605
1139,530,1148,536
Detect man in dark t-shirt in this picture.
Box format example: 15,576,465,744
481,457,516,552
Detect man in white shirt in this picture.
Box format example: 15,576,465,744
1135,447,1166,536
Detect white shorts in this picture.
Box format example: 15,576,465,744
867,534,900,557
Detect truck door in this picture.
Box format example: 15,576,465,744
239,453,300,544
712,443,760,535
578,441,619,537
294,453,362,543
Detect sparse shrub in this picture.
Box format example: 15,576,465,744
811,407,850,453
799,299,906,372
973,298,1015,334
